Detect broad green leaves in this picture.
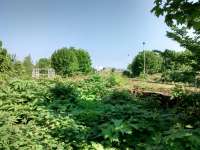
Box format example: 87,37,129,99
0,77,199,149
152,0,200,31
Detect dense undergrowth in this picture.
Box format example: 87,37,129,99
0,75,199,149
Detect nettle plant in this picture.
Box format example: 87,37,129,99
0,77,199,149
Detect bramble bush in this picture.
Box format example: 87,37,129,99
0,76,199,149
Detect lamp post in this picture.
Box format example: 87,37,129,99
142,42,146,75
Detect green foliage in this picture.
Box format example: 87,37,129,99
50,82,78,101
51,47,79,76
171,84,186,100
105,73,126,87
13,60,26,77
166,26,200,69
75,48,92,73
0,41,12,73
122,70,131,77
23,55,33,76
36,58,51,69
157,49,196,83
0,76,199,149
51,47,92,76
130,51,163,76
123,64,132,77
151,0,200,31
152,0,200,74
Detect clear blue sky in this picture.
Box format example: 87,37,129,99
0,0,181,69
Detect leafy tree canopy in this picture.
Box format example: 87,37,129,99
51,47,79,76
13,60,25,76
51,47,92,76
74,48,92,73
166,26,200,69
154,49,196,82
0,41,12,73
36,58,51,69
23,55,33,76
130,51,163,76
152,0,200,71
152,0,200,31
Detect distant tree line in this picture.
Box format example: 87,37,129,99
129,51,163,76
123,0,200,84
125,49,197,83
0,41,33,77
0,41,92,78
149,0,200,83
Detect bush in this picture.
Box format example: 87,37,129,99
50,82,78,101
0,42,12,73
160,50,196,83
122,70,132,77
0,77,199,149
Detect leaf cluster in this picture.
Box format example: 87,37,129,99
0,76,199,149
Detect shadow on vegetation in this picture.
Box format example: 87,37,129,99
35,79,200,149
0,78,199,149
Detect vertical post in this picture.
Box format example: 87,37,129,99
48,68,55,78
48,69,50,78
142,42,146,75
32,68,35,78
36,68,40,78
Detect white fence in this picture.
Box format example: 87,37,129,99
32,68,55,78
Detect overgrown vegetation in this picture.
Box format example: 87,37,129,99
0,0,200,149
0,75,199,149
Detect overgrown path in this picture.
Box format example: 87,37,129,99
124,79,200,96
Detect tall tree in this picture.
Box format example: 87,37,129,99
23,55,33,76
51,48,79,76
152,0,200,31
154,49,196,82
13,60,25,76
166,26,200,70
74,48,92,73
36,58,51,69
152,0,200,70
0,41,12,73
130,51,163,76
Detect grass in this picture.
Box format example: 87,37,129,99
101,72,200,95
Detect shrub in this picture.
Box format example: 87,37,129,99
0,42,12,73
0,77,199,149
122,70,132,77
50,82,78,101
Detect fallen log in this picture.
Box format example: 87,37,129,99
130,88,170,97
130,88,174,107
